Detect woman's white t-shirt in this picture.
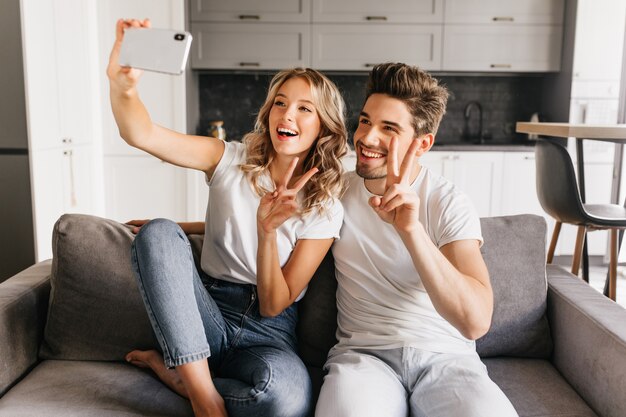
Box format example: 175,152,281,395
201,141,343,300
331,167,483,355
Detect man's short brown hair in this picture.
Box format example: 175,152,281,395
365,62,449,136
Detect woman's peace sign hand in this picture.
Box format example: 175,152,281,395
257,158,318,235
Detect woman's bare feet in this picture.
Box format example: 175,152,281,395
126,350,188,398
126,350,228,417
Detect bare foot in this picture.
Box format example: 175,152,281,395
126,350,188,398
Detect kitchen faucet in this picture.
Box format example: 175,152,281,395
463,101,483,143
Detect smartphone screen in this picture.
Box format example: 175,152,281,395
119,28,193,75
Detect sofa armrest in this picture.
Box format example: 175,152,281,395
547,265,626,417
0,261,51,396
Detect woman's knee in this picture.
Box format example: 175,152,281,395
134,218,182,243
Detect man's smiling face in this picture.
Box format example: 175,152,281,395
353,93,418,180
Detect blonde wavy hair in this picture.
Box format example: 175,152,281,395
240,68,348,216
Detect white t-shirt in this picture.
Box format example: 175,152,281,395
331,167,483,355
201,141,343,300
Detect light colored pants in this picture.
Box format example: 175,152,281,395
315,348,518,417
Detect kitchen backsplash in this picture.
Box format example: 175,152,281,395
196,72,544,146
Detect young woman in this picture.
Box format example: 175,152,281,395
107,19,347,417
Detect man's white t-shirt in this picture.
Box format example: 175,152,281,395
331,167,483,355
201,141,343,300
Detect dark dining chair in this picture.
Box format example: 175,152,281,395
535,137,626,300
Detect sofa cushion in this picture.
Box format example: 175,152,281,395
477,215,552,358
0,360,193,416
484,358,598,417
40,214,160,360
41,214,206,361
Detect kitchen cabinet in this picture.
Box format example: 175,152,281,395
442,0,564,72
188,0,564,72
312,0,443,23
191,23,310,69
444,0,564,24
189,0,310,22
21,0,100,152
104,156,188,223
21,0,104,260
30,145,98,260
190,0,310,70
311,24,442,71
420,151,503,217
442,24,562,72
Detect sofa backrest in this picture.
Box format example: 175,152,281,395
41,214,552,366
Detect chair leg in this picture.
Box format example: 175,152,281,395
606,229,618,301
547,221,562,264
571,226,587,277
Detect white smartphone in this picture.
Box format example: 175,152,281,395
119,28,193,75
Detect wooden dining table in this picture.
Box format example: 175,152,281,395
516,122,626,290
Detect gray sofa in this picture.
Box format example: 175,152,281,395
0,213,625,417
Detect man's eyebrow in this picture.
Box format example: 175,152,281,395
360,111,404,131
275,93,314,105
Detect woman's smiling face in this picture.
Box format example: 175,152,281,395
268,77,321,160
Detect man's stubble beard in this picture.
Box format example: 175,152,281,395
355,163,387,180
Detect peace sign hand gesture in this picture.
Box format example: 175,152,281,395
257,158,318,235
368,137,422,233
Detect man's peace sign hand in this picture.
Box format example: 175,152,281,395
368,137,422,232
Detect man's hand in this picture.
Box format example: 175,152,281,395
107,18,151,94
257,158,318,236
368,137,422,233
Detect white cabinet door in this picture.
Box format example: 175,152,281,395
444,0,564,24
312,24,442,71
442,24,562,72
420,152,503,217
445,153,503,218
190,0,310,22
104,156,187,223
30,145,96,260
21,0,100,151
313,0,443,23
52,0,97,148
191,23,310,69
419,151,448,177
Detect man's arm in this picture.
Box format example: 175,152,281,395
397,228,493,340
369,137,493,340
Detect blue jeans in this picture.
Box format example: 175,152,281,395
130,219,312,417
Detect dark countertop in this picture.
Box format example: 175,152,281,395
431,141,535,152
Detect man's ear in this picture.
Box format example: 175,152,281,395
415,133,435,156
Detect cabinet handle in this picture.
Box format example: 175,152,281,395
524,156,535,160
364,63,377,68
490,64,512,69
492,16,514,22
62,137,72,144
239,14,260,20
366,16,387,21
239,62,260,67
63,150,77,208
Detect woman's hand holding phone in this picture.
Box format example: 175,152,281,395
107,18,151,94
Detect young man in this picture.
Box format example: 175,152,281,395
316,63,518,417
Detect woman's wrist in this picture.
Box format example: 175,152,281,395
257,223,277,240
